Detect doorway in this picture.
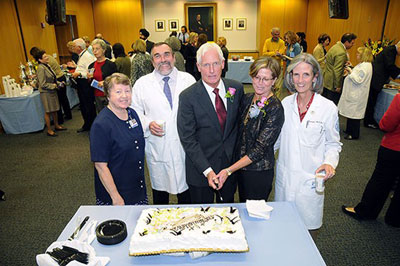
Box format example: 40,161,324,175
55,15,78,65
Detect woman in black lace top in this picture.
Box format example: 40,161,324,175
215,56,284,202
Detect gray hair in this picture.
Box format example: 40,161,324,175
165,36,181,52
196,42,224,65
271,27,280,34
104,73,131,98
284,53,324,94
91,39,107,52
73,38,86,50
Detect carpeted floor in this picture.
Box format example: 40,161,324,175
0,98,399,265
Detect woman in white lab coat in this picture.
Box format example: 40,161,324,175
338,47,373,140
274,53,342,235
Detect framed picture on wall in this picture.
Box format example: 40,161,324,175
184,3,217,41
155,20,165,32
169,19,179,31
223,18,233,31
328,0,349,19
236,18,247,30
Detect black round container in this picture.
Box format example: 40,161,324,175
96,219,127,245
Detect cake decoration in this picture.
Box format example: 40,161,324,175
130,207,249,256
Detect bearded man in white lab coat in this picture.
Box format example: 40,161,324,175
131,42,196,204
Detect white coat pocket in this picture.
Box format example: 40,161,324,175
299,121,324,148
295,176,324,229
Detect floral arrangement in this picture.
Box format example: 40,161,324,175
364,37,396,56
225,87,236,102
249,96,270,118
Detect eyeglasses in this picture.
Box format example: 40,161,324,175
200,61,221,68
253,76,274,84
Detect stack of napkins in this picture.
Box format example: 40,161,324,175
246,200,273,219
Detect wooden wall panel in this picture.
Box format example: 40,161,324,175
16,0,58,59
93,0,143,53
0,0,26,94
258,0,308,55
384,0,400,66
306,0,386,63
66,0,96,40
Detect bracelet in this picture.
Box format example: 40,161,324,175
225,168,232,176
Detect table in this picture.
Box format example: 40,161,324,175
57,202,326,265
66,85,79,108
374,88,397,123
226,59,254,84
0,91,44,134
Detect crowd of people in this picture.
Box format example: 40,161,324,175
28,26,400,233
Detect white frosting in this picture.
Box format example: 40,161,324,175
129,207,249,255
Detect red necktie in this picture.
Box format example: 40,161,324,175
213,88,227,133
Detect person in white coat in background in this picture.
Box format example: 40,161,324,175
274,53,342,238
131,42,196,204
338,47,373,140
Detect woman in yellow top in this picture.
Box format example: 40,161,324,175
312,34,331,71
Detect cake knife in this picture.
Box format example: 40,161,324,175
214,182,224,202
69,216,90,240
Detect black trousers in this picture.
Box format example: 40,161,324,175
322,87,341,105
76,78,96,130
188,174,237,204
56,86,72,123
345,118,361,139
238,169,274,202
152,189,191,205
363,87,380,127
354,146,400,227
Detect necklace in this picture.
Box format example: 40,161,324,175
297,93,315,122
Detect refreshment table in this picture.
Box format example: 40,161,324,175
0,91,44,134
226,59,253,84
57,202,326,265
374,88,397,123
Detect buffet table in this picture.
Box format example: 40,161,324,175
226,59,254,84
66,84,79,108
0,91,44,134
374,88,397,123
57,202,326,265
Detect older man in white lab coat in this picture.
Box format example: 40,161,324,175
131,42,196,204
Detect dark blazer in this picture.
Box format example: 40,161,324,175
146,40,154,54
370,45,400,92
89,59,117,81
177,78,244,187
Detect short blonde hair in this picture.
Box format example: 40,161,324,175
66,41,75,50
357,47,373,63
189,32,198,45
132,39,146,53
217,37,227,47
82,36,90,44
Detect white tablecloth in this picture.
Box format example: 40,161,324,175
226,59,254,84
0,91,44,134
